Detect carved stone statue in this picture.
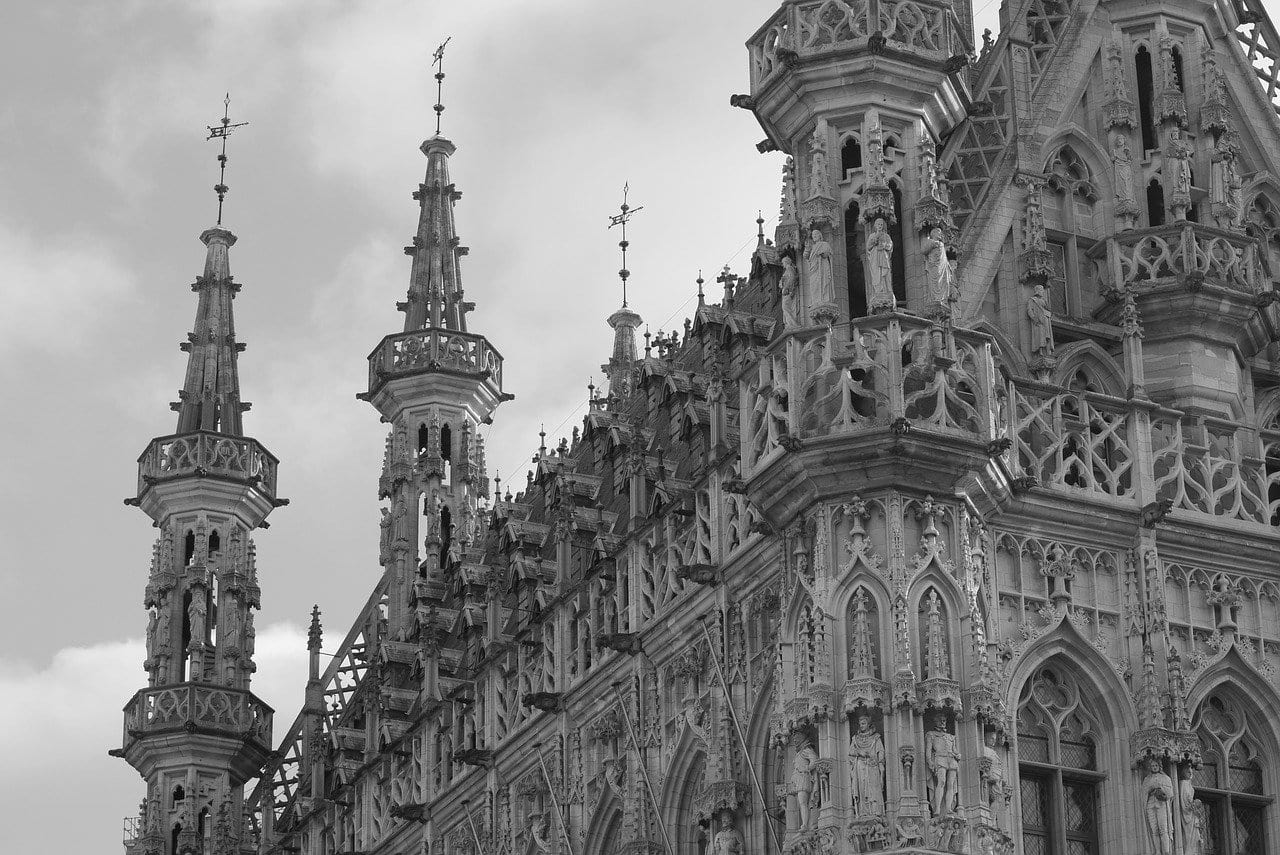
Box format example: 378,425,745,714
789,731,820,831
157,604,171,650
780,255,801,329
923,226,957,312
804,229,836,318
809,119,832,198
244,611,256,658
981,729,1005,810
1112,132,1134,203
866,218,895,312
146,608,158,655
1143,757,1175,855
1027,282,1054,357
925,717,961,817
711,809,745,855
1178,765,1204,855
379,507,392,564
848,715,886,818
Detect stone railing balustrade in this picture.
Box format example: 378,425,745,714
1095,223,1263,294
137,431,279,500
122,684,273,747
366,327,504,393
748,0,964,91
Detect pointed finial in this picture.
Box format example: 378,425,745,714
756,209,765,244
643,325,652,358
608,183,644,308
494,471,502,503
538,424,547,456
696,270,705,307
307,605,323,651
206,94,249,227
432,37,452,136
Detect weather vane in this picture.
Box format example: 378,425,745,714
608,183,643,307
432,36,452,135
206,94,248,226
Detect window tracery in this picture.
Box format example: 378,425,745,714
1015,666,1104,854
1246,193,1280,279
1191,694,1269,854
1043,144,1101,318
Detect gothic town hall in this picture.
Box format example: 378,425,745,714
114,0,1280,853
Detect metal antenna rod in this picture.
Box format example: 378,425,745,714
459,799,489,855
432,36,451,135
532,742,577,855
608,183,643,308
698,615,785,853
610,681,674,855
205,93,248,226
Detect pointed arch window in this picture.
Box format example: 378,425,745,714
1246,194,1280,281
1044,145,1101,317
1147,178,1166,227
1191,694,1270,854
1015,666,1105,854
841,134,863,177
1137,46,1157,153
844,202,867,317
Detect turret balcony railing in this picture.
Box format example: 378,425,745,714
742,314,999,473
1093,222,1266,295
122,683,273,747
743,317,1280,531
366,327,504,395
136,431,279,500
748,0,967,92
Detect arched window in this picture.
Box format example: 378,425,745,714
844,203,866,317
1147,179,1166,227
1044,145,1101,317
208,530,220,556
841,135,863,176
184,531,196,566
1016,666,1104,854
1246,194,1280,279
1137,46,1157,152
417,423,429,458
845,587,881,679
1192,694,1268,854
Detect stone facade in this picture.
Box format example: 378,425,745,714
116,0,1280,854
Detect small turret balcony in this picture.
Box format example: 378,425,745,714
130,430,282,525
119,683,273,780
362,327,507,422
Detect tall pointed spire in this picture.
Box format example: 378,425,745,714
172,227,248,435
603,185,642,402
402,136,469,331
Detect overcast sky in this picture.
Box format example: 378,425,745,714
0,0,1008,850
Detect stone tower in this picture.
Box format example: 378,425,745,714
116,225,285,855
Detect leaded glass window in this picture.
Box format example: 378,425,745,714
1193,695,1270,855
1016,667,1104,854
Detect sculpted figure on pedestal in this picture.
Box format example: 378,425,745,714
848,715,886,818
866,218,895,312
804,229,836,316
711,809,745,855
923,226,957,313
780,255,801,329
1178,765,1204,855
789,731,820,831
1027,283,1054,357
809,119,832,198
926,717,961,817
981,729,1006,811
1143,757,1175,855
1112,133,1135,204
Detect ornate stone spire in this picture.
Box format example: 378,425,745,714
401,134,471,331
172,227,249,435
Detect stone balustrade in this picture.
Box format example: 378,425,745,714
1094,222,1263,294
137,431,279,500
366,327,503,394
122,683,273,747
748,0,964,91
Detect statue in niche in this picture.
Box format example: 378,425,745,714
1027,282,1054,357
804,229,835,315
1167,129,1193,200
1178,765,1205,855
779,255,802,329
866,218,895,312
146,608,158,655
244,611,256,658
981,729,1005,810
1143,757,1175,855
379,507,391,564
925,716,961,817
923,226,958,312
809,119,832,198
848,714,886,818
711,809,745,855
188,594,207,640
789,731,821,831
1111,133,1134,203
157,602,171,651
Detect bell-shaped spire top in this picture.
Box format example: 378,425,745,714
172,226,249,435
402,135,470,331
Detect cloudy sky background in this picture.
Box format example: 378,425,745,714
0,0,1010,849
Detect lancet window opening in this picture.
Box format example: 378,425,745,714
1137,46,1157,153
1191,694,1270,854
1015,665,1105,854
844,202,867,318
1147,179,1167,227
889,183,906,304
1044,144,1100,318
841,134,863,177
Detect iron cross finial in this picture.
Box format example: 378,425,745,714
432,36,452,136
608,183,643,308
206,93,248,226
